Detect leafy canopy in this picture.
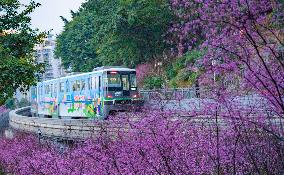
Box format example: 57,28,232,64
55,0,174,72
0,0,45,105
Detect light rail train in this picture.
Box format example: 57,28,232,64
30,66,143,119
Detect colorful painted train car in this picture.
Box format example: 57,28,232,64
30,66,143,119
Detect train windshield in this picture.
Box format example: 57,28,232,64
107,73,121,87
107,71,137,91
130,74,137,88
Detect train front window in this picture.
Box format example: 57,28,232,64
130,74,137,88
107,71,136,91
107,73,121,87
122,75,129,90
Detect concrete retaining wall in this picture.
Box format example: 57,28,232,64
0,111,9,130
9,107,125,139
10,106,283,140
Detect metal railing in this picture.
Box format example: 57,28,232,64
139,88,202,101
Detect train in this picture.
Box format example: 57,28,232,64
30,66,144,119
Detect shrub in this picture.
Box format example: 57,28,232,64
4,98,16,110
0,109,283,175
143,75,164,89
17,98,30,108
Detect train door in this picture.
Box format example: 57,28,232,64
30,86,37,117
98,75,102,116
98,76,101,98
121,74,130,96
54,81,59,118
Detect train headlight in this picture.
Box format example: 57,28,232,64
106,94,113,99
132,94,140,98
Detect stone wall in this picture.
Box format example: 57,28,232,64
0,111,9,130
9,107,126,140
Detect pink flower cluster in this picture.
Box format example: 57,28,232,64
0,106,7,115
135,63,154,85
169,0,284,113
0,1,283,174
0,109,283,174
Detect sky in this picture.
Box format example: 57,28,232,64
20,0,86,35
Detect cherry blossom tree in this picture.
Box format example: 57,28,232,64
0,1,283,174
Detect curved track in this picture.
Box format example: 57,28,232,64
9,107,126,140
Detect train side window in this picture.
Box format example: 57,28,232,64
45,85,49,94
92,76,96,89
54,83,57,94
122,75,129,90
81,79,86,91
37,87,40,98
98,76,101,89
66,80,70,92
31,87,36,96
104,77,108,87
50,84,53,96
76,80,81,91
40,86,43,96
88,78,92,90
95,77,99,89
72,81,76,91
60,82,64,92
130,74,137,88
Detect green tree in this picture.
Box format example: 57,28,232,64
55,0,174,71
0,0,44,105
166,50,204,88
143,75,163,89
55,9,99,72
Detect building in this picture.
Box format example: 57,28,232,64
34,34,66,80
15,34,66,103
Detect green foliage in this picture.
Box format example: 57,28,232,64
166,50,204,87
0,166,5,175
55,8,99,72
0,0,45,105
4,98,16,110
18,98,30,108
143,75,163,89
55,0,174,71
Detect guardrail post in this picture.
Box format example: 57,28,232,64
38,128,42,144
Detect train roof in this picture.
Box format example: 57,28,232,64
39,67,136,84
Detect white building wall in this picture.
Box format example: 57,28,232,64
35,34,66,80
15,34,66,102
